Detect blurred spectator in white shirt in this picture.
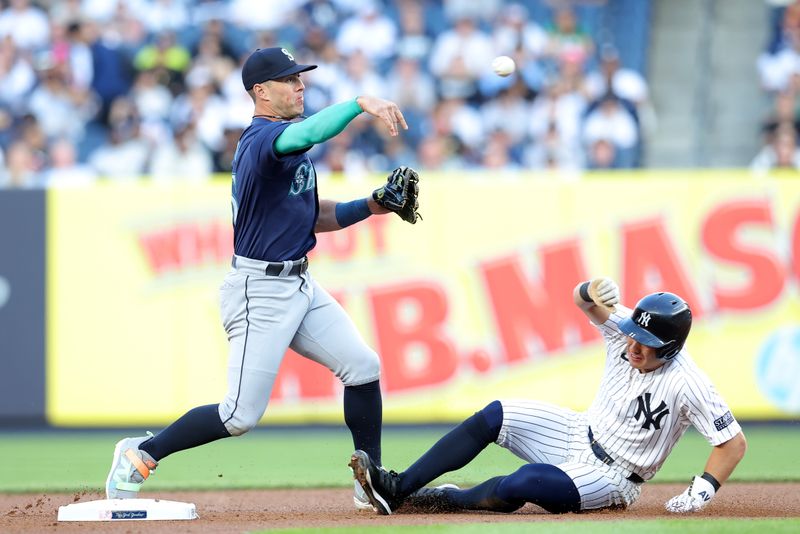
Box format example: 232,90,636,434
385,55,434,146
43,138,98,187
529,80,587,155
585,45,649,105
582,93,639,168
81,0,142,24
480,81,531,146
137,0,190,35
28,60,96,142
302,40,344,113
332,51,388,104
484,3,547,97
444,0,502,24
386,55,436,113
750,121,800,171
0,141,41,188
132,69,173,124
186,32,236,90
170,68,228,151
97,1,148,50
524,120,584,171
150,123,213,182
89,96,150,180
481,130,519,170
336,1,397,64
0,35,35,111
492,3,547,57
758,27,800,92
586,138,617,170
228,0,303,31
434,97,485,152
429,16,494,100
65,22,94,92
0,0,50,51
47,0,83,26
395,0,433,62
220,53,258,129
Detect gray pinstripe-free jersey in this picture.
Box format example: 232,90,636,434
496,306,741,510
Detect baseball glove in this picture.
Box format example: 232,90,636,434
372,166,421,224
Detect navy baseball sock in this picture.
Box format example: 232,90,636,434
399,400,503,496
344,380,382,465
441,476,524,513
496,463,581,514
139,403,231,461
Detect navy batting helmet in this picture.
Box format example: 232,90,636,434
617,292,692,360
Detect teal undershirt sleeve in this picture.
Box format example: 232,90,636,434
274,98,363,155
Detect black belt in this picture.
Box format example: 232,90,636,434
588,426,645,484
232,256,309,276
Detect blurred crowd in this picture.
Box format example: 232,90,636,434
0,0,651,188
756,0,800,171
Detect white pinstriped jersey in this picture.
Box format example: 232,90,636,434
586,306,742,481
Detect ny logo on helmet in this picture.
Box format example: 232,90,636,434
281,48,295,61
637,312,651,327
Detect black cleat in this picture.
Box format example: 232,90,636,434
404,484,461,513
349,450,402,515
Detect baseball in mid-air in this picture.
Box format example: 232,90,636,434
492,55,516,77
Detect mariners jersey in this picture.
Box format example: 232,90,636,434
586,307,741,481
230,118,319,262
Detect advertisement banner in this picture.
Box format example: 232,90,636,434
45,172,800,425
0,190,46,425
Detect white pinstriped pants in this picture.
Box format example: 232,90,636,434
497,400,642,510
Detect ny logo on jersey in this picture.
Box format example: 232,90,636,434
637,312,652,327
634,392,670,430
289,162,316,196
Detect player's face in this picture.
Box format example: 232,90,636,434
625,338,665,373
262,74,305,118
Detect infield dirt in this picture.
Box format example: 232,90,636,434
2,483,798,533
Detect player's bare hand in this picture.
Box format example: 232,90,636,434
356,96,408,137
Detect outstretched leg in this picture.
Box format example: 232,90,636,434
399,400,503,495
140,404,231,460
106,404,231,499
350,401,504,514
420,464,580,514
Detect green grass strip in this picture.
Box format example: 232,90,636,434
261,519,800,534
1,425,798,492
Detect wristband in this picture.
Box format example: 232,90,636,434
579,281,593,303
700,472,721,491
335,198,371,228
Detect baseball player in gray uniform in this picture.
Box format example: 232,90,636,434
350,277,748,515
105,47,418,510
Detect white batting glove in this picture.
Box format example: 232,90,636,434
665,475,716,513
592,278,620,308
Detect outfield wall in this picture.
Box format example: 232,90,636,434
2,171,799,426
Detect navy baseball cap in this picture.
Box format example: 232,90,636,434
241,47,317,90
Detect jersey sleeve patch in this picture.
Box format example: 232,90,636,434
713,410,735,431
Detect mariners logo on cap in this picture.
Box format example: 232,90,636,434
281,48,295,61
